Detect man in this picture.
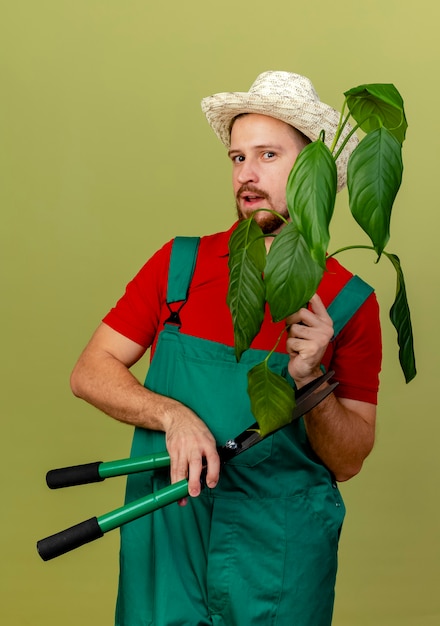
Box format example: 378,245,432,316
71,71,382,625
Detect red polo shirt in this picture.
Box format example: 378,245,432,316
103,223,381,404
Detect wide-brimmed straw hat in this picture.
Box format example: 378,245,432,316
201,71,358,191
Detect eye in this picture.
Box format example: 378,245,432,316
233,155,245,163
263,151,276,159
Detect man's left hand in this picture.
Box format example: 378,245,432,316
285,293,333,387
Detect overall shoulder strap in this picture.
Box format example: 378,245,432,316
327,275,374,339
166,236,200,304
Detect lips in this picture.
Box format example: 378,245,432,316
237,186,268,209
242,193,263,205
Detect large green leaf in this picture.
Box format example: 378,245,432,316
286,140,337,269
247,360,295,437
227,218,267,360
265,222,323,322
383,252,417,382
344,83,407,144
228,215,267,268
347,127,403,257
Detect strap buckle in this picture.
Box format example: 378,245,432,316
164,302,184,327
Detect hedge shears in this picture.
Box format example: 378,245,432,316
37,370,337,561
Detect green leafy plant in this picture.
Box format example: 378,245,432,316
227,83,416,437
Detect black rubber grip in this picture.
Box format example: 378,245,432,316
46,461,104,488
37,517,104,561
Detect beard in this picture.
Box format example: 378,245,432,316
235,185,289,235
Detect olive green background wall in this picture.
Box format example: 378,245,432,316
2,1,438,624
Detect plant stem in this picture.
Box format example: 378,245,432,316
264,326,288,364
333,123,361,161
328,244,376,259
330,105,384,162
330,101,349,153
252,208,289,225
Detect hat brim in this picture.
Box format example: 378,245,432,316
201,91,358,192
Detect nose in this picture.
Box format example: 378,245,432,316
236,158,259,185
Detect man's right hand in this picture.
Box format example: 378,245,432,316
164,405,220,505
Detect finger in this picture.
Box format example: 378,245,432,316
187,448,220,497
286,337,305,357
285,309,305,326
204,449,221,490
309,294,332,323
187,456,203,497
291,307,333,337
169,453,188,486
288,323,314,340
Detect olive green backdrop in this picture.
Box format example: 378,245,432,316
1,1,438,624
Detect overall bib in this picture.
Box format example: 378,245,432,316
115,237,373,626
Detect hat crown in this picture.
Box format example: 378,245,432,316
248,71,320,103
201,70,358,191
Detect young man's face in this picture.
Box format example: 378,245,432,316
229,113,308,235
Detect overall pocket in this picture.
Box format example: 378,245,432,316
299,484,346,545
173,351,273,467
141,329,291,468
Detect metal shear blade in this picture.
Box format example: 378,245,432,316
292,369,338,418
219,370,338,460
